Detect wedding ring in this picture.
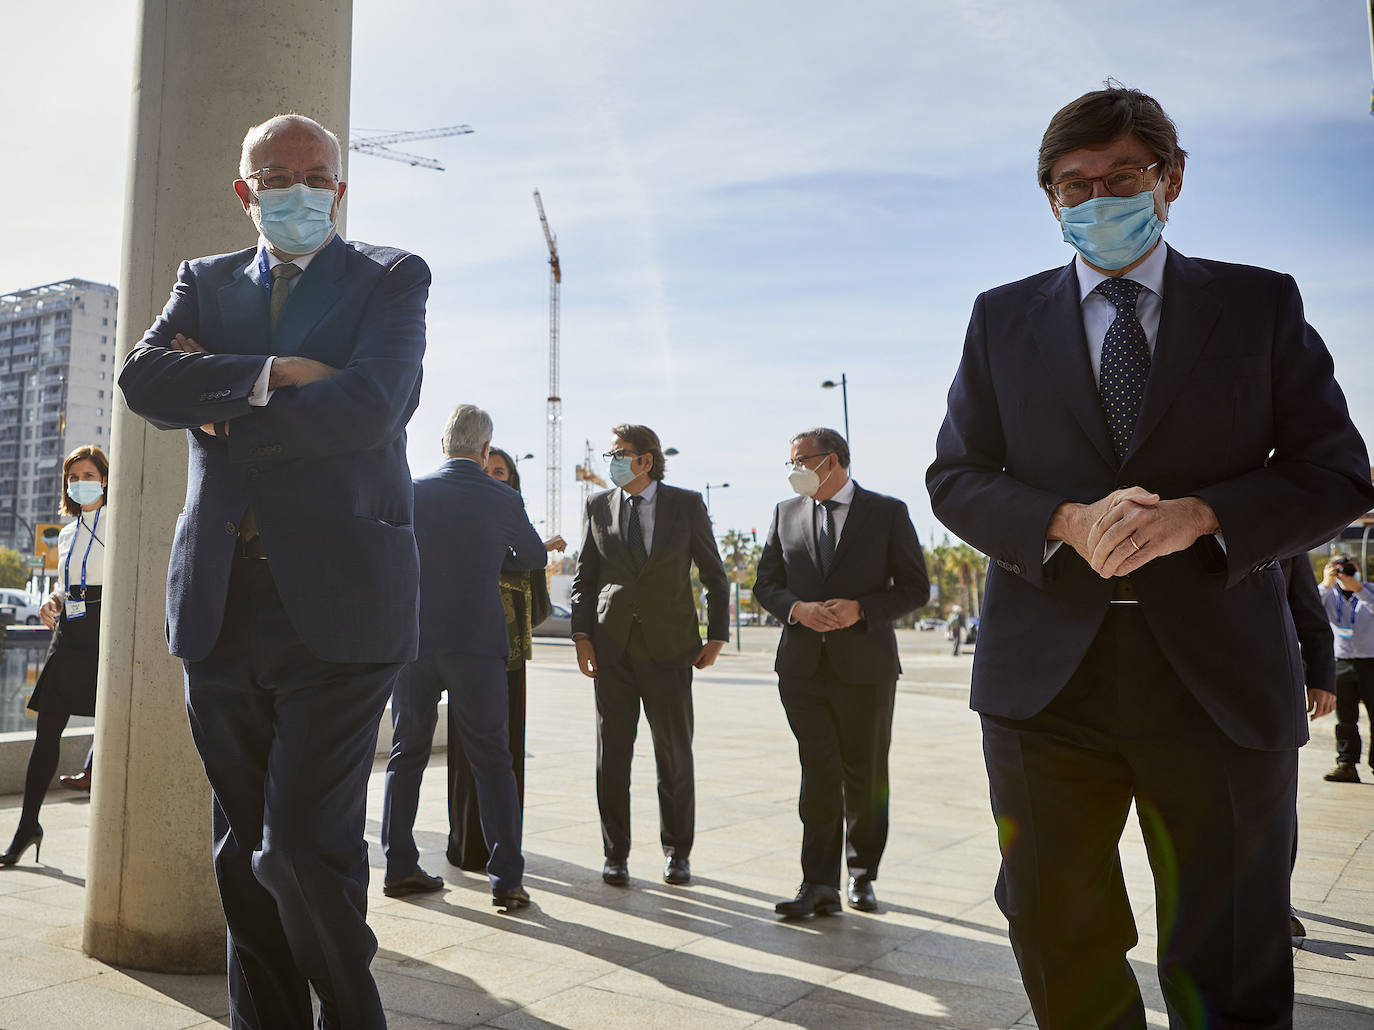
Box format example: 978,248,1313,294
1129,535,1141,552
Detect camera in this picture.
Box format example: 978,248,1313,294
1338,560,1359,577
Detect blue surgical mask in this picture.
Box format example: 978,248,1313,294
67,481,104,506
608,456,638,488
1058,185,1166,271
254,183,337,255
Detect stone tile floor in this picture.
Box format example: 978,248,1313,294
0,630,1370,1028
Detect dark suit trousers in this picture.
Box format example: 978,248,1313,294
184,558,398,1030
448,664,526,870
1333,657,1374,767
982,607,1296,1030
383,652,523,890
595,626,695,860
779,647,895,888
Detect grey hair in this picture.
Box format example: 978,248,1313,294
443,404,493,457
239,114,343,179
790,427,850,469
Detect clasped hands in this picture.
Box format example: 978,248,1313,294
167,334,340,437
1051,486,1220,579
792,599,862,632
574,637,727,678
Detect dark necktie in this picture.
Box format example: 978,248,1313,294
1095,276,1150,462
627,495,648,566
241,261,301,551
816,499,838,576
270,262,302,329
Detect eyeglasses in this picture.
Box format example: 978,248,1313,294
245,166,340,191
1048,163,1160,207
602,450,641,463
785,452,832,472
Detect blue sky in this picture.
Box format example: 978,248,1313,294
5,0,1372,548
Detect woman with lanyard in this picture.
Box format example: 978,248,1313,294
447,447,564,870
1,445,108,866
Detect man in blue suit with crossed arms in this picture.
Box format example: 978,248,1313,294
119,114,428,1030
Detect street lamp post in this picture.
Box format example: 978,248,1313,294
705,481,730,513
820,373,849,444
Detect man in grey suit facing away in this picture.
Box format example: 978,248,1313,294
570,424,731,888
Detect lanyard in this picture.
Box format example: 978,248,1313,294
1337,591,1360,629
63,508,101,598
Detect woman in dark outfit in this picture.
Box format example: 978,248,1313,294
1,445,109,866
447,447,564,869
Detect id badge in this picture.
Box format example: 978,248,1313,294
65,599,86,620
1337,625,1354,640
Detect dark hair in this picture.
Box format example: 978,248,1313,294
1038,83,1188,190
60,444,110,516
611,424,666,481
790,427,849,470
488,446,522,495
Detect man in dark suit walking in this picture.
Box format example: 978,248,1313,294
927,86,1374,1027
755,428,928,917
570,424,730,887
119,114,428,1029
380,404,547,910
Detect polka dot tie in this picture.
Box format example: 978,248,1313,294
1095,277,1150,462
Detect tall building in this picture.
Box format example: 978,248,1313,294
0,279,118,553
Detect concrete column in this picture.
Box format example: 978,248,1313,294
84,0,352,972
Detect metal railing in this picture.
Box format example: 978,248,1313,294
0,624,87,735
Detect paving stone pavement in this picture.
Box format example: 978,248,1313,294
0,629,1371,1028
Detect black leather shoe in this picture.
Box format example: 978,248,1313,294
847,877,878,912
493,886,531,910
1324,762,1361,783
775,882,842,917
664,856,691,885
602,858,630,886
1290,910,1306,938
0,824,42,867
383,868,445,897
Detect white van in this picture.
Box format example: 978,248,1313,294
0,588,42,625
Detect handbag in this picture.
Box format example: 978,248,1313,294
530,568,553,628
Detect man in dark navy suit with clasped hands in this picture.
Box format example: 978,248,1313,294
119,114,429,1030
927,86,1374,1028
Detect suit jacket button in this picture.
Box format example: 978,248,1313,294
1011,563,1022,575
224,522,237,535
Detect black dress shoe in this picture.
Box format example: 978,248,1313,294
492,885,531,910
664,856,691,885
0,824,42,867
1290,910,1306,938
602,858,630,886
775,882,842,917
847,877,878,912
383,868,445,897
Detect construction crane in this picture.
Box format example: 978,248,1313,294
534,189,562,541
575,440,608,540
349,125,474,170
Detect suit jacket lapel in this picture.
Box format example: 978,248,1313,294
216,252,271,355
648,485,680,564
829,484,871,573
789,496,821,574
1028,261,1117,470
273,235,349,356
1124,247,1221,464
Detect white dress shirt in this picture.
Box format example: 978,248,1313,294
57,507,108,597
